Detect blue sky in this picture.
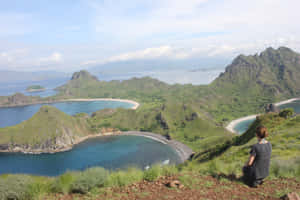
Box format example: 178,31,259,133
0,0,299,72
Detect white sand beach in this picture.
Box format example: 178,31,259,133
225,115,258,133
60,98,140,110
226,97,300,134
274,98,300,106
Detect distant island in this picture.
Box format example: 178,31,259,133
26,85,46,92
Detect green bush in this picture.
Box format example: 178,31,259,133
161,165,178,177
270,158,300,178
51,172,77,194
27,180,52,200
70,168,108,194
279,108,294,119
105,168,143,187
0,175,33,200
143,165,162,182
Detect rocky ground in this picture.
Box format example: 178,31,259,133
47,174,300,200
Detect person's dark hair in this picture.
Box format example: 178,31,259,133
256,126,268,138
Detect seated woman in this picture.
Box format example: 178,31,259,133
243,126,272,187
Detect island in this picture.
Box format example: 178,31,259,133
26,85,46,92
1,47,300,199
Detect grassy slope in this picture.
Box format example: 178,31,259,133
0,106,92,147
191,113,300,178
88,101,232,151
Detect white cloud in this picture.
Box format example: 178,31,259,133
38,52,63,64
81,46,190,66
1,0,300,71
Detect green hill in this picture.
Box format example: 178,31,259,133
51,46,300,150
0,106,92,153
206,47,300,122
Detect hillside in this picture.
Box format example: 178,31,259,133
88,101,232,151
193,111,300,179
206,47,300,121
0,93,43,107
0,106,92,153
50,47,300,149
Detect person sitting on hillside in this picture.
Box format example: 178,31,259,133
243,126,272,187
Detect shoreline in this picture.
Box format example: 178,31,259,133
274,97,300,106
0,132,117,154
26,89,47,93
225,97,300,134
122,131,194,163
225,115,258,134
60,98,140,110
0,98,140,110
0,131,193,163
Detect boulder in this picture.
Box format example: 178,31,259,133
281,192,300,200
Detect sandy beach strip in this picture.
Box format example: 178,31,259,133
59,98,140,110
274,97,300,106
225,115,258,134
225,97,300,134
0,98,140,110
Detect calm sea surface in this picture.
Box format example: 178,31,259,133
0,135,181,176
0,101,134,128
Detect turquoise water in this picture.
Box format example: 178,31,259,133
233,118,256,135
0,101,134,128
278,100,300,114
233,100,300,134
0,135,181,176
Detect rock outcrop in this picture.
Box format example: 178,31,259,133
265,103,279,113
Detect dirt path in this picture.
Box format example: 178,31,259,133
49,175,300,200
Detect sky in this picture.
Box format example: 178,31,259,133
0,0,300,72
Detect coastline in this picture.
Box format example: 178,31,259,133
225,97,300,134
274,97,300,106
225,115,258,134
26,89,46,93
60,98,140,110
0,131,193,163
0,132,119,154
0,98,140,110
122,131,194,163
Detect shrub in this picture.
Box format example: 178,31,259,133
279,108,294,119
270,159,300,178
27,179,52,200
143,165,162,182
51,172,77,194
70,168,108,194
161,165,178,177
0,175,33,200
105,168,143,187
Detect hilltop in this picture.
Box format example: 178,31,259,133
205,47,300,121
0,106,92,153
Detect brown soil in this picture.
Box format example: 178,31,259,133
47,175,300,200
